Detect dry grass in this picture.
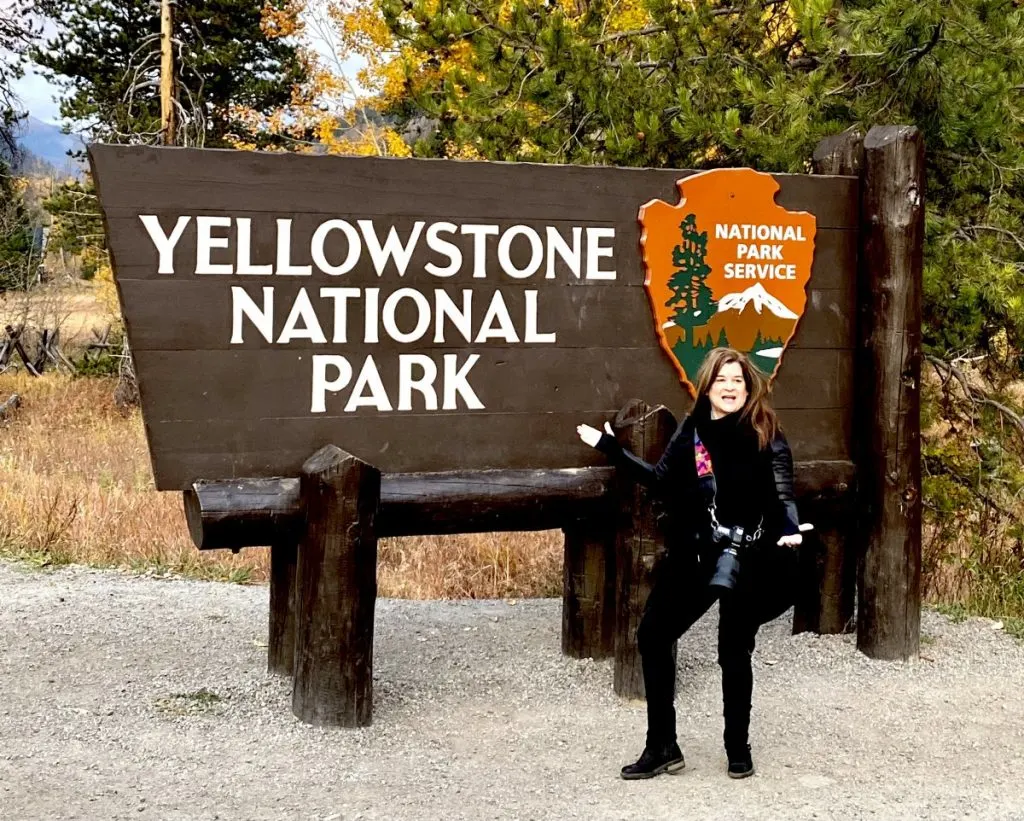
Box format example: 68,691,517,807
0,372,562,598
0,280,113,355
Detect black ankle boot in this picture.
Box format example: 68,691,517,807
726,744,755,779
620,742,685,780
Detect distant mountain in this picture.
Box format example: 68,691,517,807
717,283,798,320
14,117,85,178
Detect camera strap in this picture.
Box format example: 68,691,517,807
694,428,763,543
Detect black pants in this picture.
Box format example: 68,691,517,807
637,545,793,753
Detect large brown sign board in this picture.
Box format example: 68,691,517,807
90,145,858,490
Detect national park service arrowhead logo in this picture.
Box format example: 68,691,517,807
639,169,816,394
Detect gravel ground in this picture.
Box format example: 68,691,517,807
2,561,1023,821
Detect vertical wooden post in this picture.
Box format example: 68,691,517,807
612,399,677,699
292,445,380,726
804,129,865,636
561,514,616,659
160,0,176,145
268,539,298,676
813,130,866,179
856,125,924,660
792,498,856,635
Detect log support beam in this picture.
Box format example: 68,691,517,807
611,399,677,700
562,514,616,660
291,445,379,727
856,125,924,660
267,540,298,676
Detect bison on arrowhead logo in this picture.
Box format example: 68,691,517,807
639,168,816,395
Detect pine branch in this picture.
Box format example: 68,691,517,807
593,26,665,46
926,354,1024,434
958,224,1024,254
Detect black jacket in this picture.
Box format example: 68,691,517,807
598,398,800,555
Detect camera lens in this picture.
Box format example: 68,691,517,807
709,546,742,592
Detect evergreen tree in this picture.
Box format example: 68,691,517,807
28,0,307,147
666,214,717,341
341,0,1024,581
42,179,105,278
0,8,41,291
355,0,1023,366
0,175,40,291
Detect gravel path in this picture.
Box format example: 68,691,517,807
2,561,1023,821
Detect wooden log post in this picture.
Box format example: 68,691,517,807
562,513,616,660
792,497,857,635
4,326,40,377
805,129,865,636
856,125,924,660
612,399,677,699
813,130,866,179
292,445,380,726
267,539,298,676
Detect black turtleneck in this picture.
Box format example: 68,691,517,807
694,406,763,532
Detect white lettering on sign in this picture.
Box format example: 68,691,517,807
715,223,807,282
230,286,274,344
236,219,273,276
358,220,425,277
585,227,617,280
424,222,462,277
275,219,312,277
139,214,613,415
545,226,581,279
310,353,483,413
311,220,361,276
497,225,544,279
714,224,807,242
140,215,190,274
138,215,617,282
196,216,233,275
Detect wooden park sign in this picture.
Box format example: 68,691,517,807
89,147,855,490
89,127,922,727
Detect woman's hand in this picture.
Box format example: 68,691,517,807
777,523,812,547
577,421,612,449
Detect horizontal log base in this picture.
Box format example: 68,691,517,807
184,460,855,551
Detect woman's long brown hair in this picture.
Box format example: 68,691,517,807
693,348,779,449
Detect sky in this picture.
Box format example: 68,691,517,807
11,66,62,124
2,0,61,124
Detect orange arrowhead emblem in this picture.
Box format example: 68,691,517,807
639,168,816,395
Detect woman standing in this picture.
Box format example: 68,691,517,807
577,348,803,780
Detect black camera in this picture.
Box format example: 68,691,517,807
709,523,745,592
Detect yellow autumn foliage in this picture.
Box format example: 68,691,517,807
232,0,675,159
92,258,122,322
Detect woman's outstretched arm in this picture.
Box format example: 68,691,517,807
577,419,690,489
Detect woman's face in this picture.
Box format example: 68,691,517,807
707,360,748,418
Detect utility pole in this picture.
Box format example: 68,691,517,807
160,0,176,145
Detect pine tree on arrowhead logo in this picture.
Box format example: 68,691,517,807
639,168,816,395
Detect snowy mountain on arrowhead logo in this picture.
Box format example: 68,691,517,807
717,283,798,320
